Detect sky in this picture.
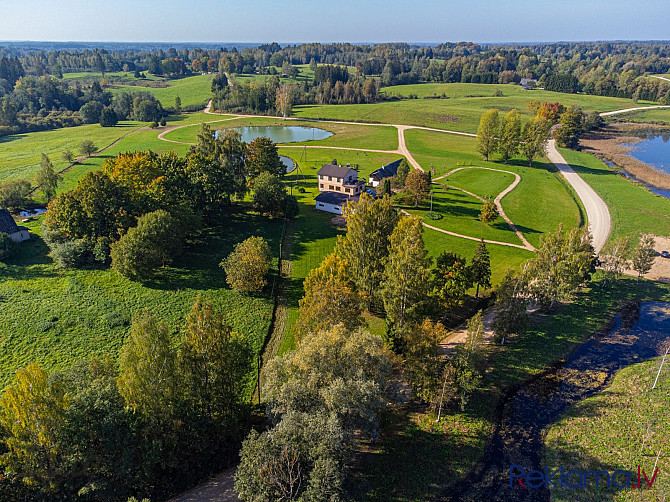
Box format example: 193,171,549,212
1,0,669,44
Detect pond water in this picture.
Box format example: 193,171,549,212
19,208,46,217
280,156,295,173
216,125,332,143
442,302,670,502
625,132,670,175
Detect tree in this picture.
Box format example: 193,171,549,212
275,83,296,119
0,364,68,492
62,149,74,164
403,319,448,403
79,140,97,157
264,324,392,434
521,116,550,167
476,109,499,161
479,199,498,225
452,311,485,410
295,253,364,338
174,96,181,111
554,106,584,149
235,412,346,502
392,159,410,188
79,100,104,124
632,233,655,281
251,172,297,217
492,270,529,344
335,194,399,307
381,178,392,196
116,312,177,418
526,225,595,309
381,216,431,331
470,239,491,298
309,58,317,72
499,109,521,163
0,178,31,209
99,107,118,127
221,236,272,293
110,209,186,281
601,236,631,286
179,297,252,424
404,169,431,207
35,153,61,202
431,252,472,309
246,137,285,178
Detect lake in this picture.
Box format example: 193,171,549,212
216,125,332,143
625,132,670,175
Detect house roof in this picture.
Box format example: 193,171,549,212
370,159,403,180
317,164,357,178
315,191,359,206
0,209,19,235
520,78,537,85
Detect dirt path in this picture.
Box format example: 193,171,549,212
546,139,611,253
434,166,536,251
600,104,670,116
167,468,239,502
438,309,498,354
651,75,670,84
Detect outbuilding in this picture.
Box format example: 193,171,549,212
0,209,29,242
369,159,403,187
315,191,359,215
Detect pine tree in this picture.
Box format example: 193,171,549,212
470,239,491,298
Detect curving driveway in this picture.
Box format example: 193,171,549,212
546,139,611,253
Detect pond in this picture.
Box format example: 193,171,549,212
280,156,295,173
216,125,332,143
625,132,670,175
442,302,670,502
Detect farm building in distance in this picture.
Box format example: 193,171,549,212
315,164,364,214
369,159,403,187
0,209,29,242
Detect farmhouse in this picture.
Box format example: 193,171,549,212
520,78,537,90
0,209,29,242
317,164,364,195
315,164,364,214
369,159,403,187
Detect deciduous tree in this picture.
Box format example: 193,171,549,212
521,116,550,167
431,252,472,309
632,233,655,281
499,109,521,163
221,235,272,293
476,109,499,161
479,199,498,225
404,169,431,207
35,153,61,202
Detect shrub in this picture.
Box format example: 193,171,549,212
0,233,17,261
221,236,272,293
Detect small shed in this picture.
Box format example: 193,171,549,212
315,192,359,215
520,78,537,90
0,209,30,242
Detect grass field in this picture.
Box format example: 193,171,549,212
0,206,284,396
607,107,670,125
293,83,647,132
545,356,670,501
559,148,670,244
404,129,583,248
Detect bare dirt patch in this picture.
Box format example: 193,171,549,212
580,123,670,191
623,235,670,283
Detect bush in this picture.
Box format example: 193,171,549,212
79,101,104,124
99,107,118,127
0,233,17,261
221,236,272,293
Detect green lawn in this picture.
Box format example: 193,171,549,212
293,84,646,132
404,185,522,246
559,148,670,243
607,107,670,125
404,129,583,248
0,207,284,397
110,74,214,108
545,356,670,501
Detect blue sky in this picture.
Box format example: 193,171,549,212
1,0,668,43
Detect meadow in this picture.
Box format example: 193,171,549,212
293,83,648,133
0,206,285,394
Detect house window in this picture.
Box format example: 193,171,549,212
319,183,324,188
318,203,324,207
329,185,334,190
345,188,350,193
336,186,341,191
